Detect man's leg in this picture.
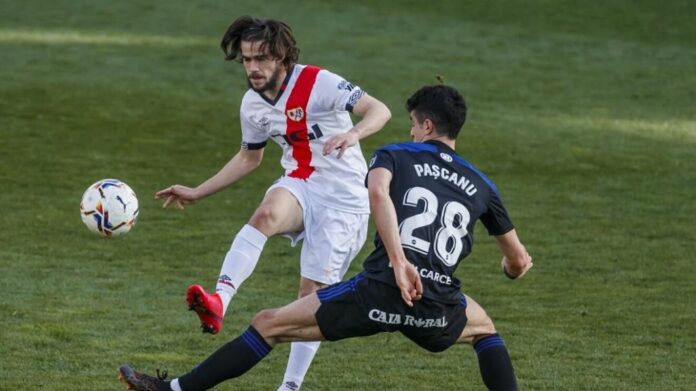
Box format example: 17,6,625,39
457,295,518,391
278,278,326,391
188,187,304,333
175,294,324,391
120,276,374,391
278,210,369,390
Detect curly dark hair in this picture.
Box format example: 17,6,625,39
220,16,300,69
406,85,467,139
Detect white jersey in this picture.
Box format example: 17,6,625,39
239,64,369,213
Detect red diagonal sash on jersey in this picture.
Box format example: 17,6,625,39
285,65,321,179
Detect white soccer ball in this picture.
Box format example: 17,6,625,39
80,179,139,237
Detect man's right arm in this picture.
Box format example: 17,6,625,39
155,148,264,208
194,148,264,199
495,229,533,279
367,167,423,306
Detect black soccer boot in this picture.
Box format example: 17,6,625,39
118,365,172,391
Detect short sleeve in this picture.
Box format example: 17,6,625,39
240,102,268,150
365,148,397,187
312,69,365,113
479,191,515,236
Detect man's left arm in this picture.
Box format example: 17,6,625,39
495,229,533,279
322,93,391,158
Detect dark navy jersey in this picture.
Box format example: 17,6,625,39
362,140,514,304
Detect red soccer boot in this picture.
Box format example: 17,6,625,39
186,284,224,334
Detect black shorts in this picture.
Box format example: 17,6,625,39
315,273,468,352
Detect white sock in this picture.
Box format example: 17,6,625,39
170,378,182,391
215,224,267,315
278,341,321,391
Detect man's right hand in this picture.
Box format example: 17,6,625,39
154,185,199,209
393,261,423,307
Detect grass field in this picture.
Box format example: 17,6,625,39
1,1,695,389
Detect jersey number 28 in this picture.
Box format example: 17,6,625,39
399,186,470,266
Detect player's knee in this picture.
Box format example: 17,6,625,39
472,319,497,343
250,308,279,338
249,204,280,233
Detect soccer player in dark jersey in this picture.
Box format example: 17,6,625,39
119,85,533,391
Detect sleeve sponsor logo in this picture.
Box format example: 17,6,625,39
337,79,355,91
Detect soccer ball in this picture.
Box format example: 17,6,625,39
80,179,139,237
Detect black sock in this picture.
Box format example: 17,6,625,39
473,334,518,391
178,326,272,391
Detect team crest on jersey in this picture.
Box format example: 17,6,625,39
286,107,305,122
440,152,453,162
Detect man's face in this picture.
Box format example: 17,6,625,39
409,111,428,143
240,40,284,94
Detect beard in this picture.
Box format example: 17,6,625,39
247,66,283,94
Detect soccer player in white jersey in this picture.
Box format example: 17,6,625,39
154,16,391,391
120,85,533,391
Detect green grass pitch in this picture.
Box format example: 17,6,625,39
1,1,695,389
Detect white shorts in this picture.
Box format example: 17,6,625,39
267,177,369,285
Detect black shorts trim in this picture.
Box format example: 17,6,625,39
316,273,364,303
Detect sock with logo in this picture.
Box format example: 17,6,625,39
473,334,518,391
277,341,321,391
177,326,273,391
216,224,268,314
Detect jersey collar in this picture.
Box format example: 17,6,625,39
256,65,296,106
424,139,456,155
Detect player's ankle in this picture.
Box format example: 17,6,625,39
217,290,233,314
